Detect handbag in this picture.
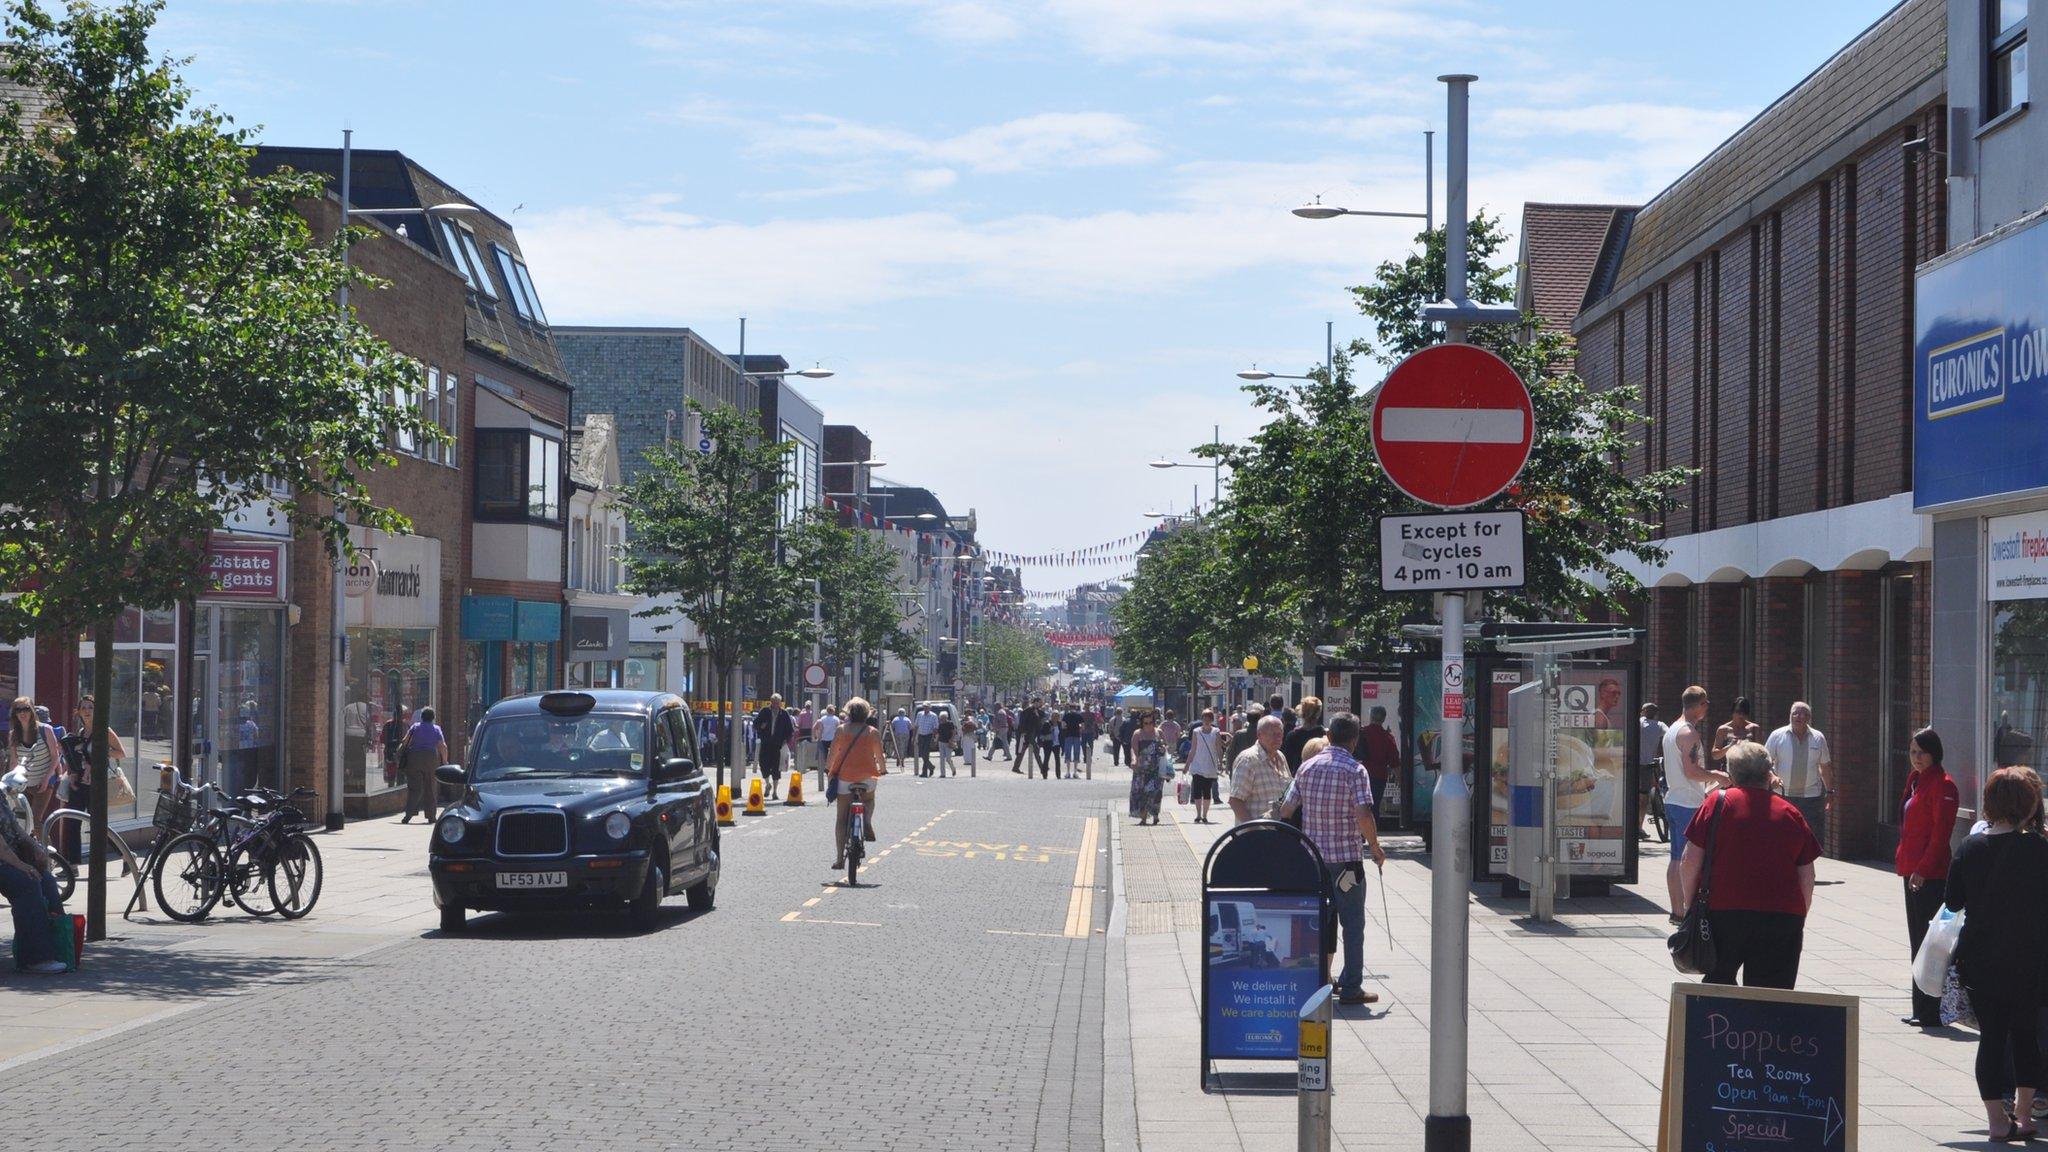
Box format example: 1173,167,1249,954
1668,791,1726,975
104,764,135,807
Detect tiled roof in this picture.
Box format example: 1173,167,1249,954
249,146,569,388
0,73,54,128
1516,203,1634,336
1597,0,1943,302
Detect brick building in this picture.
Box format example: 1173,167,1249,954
1554,0,1947,859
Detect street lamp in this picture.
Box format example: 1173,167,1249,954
1235,365,1316,381
1290,130,1437,230
1146,425,1227,506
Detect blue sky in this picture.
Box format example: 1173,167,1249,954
160,0,1891,588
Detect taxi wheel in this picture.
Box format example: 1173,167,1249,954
630,860,664,930
440,904,465,933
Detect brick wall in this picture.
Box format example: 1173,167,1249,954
1691,584,1743,716
1752,577,1807,735
1646,587,1690,712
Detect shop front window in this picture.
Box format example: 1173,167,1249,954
212,607,283,797
624,643,666,693
77,607,177,823
512,641,556,697
349,627,435,796
567,660,623,689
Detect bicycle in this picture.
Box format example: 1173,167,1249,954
153,786,323,922
1646,759,1669,843
844,781,872,888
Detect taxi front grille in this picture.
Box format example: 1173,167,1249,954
495,810,568,857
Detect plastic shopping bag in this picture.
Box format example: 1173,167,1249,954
1176,778,1189,805
1913,904,1964,997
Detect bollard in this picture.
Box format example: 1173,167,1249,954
785,769,807,806
715,784,736,827
1298,984,1332,1152
743,774,768,816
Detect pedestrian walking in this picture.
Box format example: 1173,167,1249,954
1061,702,1084,777
1638,703,1668,837
1228,715,1289,824
1662,685,1731,923
1268,693,1297,735
1273,712,1385,1006
991,705,1013,761
795,702,815,775
1359,705,1399,821
816,704,839,790
1082,707,1100,773
1226,704,1266,764
960,711,977,771
1899,726,1962,1028
1115,708,1138,766
754,694,795,799
1128,713,1167,825
1184,708,1226,823
1941,765,2048,1141
914,706,939,776
398,706,449,824
1282,696,1326,772
1677,741,1819,988
1159,710,1182,765
827,698,887,871
890,709,912,766
6,697,63,834
1765,702,1833,851
936,712,957,777
1709,696,1765,770
1035,710,1061,778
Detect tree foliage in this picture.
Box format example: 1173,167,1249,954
0,0,435,938
971,619,1053,700
1184,213,1689,660
785,509,922,689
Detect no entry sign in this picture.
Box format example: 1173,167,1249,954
1371,343,1534,509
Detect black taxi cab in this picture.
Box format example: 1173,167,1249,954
428,690,720,932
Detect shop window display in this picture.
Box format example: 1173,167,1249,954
348,628,434,796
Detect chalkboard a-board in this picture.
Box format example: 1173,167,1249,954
1658,983,1858,1152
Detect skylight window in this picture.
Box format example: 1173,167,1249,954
493,243,546,325
459,226,497,301
437,219,477,291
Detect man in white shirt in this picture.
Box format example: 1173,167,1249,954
1638,703,1667,837
914,706,940,776
890,709,913,766
1663,685,1730,920
1185,708,1228,824
1765,701,1833,852
815,706,840,789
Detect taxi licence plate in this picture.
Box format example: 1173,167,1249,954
497,871,568,889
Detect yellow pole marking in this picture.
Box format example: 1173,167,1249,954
1062,816,1101,938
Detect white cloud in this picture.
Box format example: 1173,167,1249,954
759,110,1161,175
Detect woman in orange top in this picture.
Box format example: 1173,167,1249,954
827,697,887,869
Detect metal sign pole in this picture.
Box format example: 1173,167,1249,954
1298,983,1333,1152
1533,651,1559,921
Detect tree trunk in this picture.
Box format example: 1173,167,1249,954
87,617,113,942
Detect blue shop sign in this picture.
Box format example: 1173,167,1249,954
515,599,562,642
1915,213,2048,510
461,595,516,641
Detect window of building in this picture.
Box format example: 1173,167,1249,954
569,517,586,590
492,244,547,324
458,225,497,301
473,429,564,524
423,367,442,464
1990,0,2030,119
393,375,420,455
441,372,459,468
608,522,623,593
1993,599,2048,786
513,260,549,326
437,219,479,293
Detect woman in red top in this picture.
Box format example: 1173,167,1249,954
1898,727,1962,1027
1679,741,1821,988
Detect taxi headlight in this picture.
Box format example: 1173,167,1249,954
604,811,632,841
437,815,466,845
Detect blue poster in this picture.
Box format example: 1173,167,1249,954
1204,893,1325,1060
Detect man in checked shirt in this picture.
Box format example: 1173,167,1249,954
1273,711,1387,1006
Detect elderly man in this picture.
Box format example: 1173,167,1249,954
1765,702,1834,852
1274,712,1386,1006
1229,714,1289,824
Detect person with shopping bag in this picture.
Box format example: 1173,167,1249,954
1675,741,1819,988
1898,727,1962,1027
1941,765,2048,1142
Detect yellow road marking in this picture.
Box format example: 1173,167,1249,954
780,911,802,922
1062,816,1101,938
988,929,1067,939
803,897,821,907
788,917,881,928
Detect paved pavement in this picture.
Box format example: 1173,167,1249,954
3,760,1123,1150
1111,798,1999,1151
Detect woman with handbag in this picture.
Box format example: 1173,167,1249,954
826,698,885,870
1898,727,1962,1027
1942,765,2048,1142
1677,741,1819,988
398,707,448,824
57,696,125,858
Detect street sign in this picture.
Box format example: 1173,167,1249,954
800,662,828,690
1378,511,1526,592
697,436,715,456
1370,343,1534,509
1198,664,1227,691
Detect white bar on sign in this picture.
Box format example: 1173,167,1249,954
1380,407,1524,444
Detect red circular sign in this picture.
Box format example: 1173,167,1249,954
1370,343,1534,508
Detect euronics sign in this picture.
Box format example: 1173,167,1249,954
1915,213,2048,510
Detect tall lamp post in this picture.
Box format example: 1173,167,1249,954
331,129,478,833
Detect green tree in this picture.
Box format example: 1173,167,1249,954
1199,213,1688,660
0,0,434,939
621,403,817,787
973,619,1052,700
785,510,921,700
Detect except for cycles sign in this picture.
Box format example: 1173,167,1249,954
1378,511,1527,592
1370,343,1535,509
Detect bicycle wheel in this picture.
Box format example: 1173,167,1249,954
47,851,76,903
1651,793,1669,843
152,833,225,922
226,843,280,917
267,833,323,919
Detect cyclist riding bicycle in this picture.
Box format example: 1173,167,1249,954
827,697,887,871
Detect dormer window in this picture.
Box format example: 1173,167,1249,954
492,243,549,325
456,224,497,301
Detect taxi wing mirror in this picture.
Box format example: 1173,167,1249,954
435,764,467,787
661,757,699,781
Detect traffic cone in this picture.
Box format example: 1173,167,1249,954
743,774,768,816
716,784,736,827
785,769,807,806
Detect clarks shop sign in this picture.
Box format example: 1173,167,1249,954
1916,214,2048,509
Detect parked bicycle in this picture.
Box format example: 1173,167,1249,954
153,786,323,922
1646,758,1669,843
